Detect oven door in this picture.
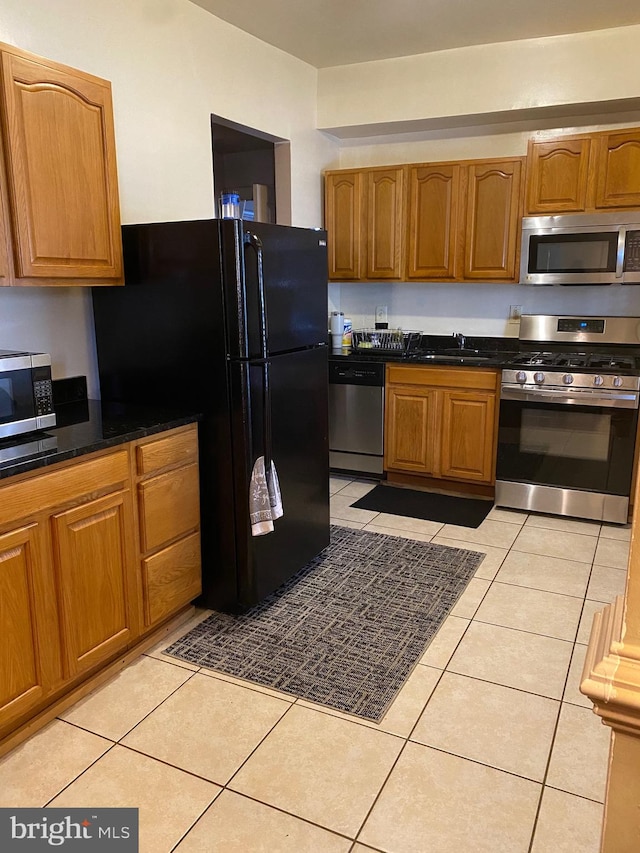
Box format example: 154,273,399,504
496,387,639,522
0,367,38,438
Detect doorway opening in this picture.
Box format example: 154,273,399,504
211,116,291,224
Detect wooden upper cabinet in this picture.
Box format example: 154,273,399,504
463,158,523,281
594,129,640,209
0,44,123,283
325,170,363,280
525,137,592,214
366,167,405,279
407,163,460,280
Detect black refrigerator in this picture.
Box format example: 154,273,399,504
92,219,330,613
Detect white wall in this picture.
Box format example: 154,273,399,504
318,25,640,137
0,0,337,395
334,282,640,339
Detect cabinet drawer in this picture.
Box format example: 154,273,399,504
136,426,198,476
0,450,129,529
138,463,200,553
387,364,499,391
142,532,202,626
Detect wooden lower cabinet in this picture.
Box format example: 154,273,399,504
134,426,202,630
440,389,496,482
0,424,201,740
52,490,138,679
385,385,439,475
385,364,499,486
0,523,59,730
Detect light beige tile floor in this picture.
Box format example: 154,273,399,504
2,473,621,851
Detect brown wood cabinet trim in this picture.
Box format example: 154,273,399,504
0,449,129,529
386,364,499,391
135,423,199,477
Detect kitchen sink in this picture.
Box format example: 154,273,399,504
415,354,494,364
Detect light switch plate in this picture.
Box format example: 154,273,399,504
509,304,522,320
375,305,388,324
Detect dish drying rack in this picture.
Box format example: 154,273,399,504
352,329,421,354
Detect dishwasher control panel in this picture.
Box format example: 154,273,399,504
328,359,385,387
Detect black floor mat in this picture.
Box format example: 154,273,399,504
352,485,493,528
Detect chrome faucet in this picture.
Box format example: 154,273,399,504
453,331,466,350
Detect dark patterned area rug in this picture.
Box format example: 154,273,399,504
166,525,484,721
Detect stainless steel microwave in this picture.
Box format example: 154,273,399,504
0,350,56,439
520,212,640,285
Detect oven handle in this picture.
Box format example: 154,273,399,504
500,385,640,409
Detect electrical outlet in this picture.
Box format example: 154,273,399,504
375,305,388,324
509,305,522,321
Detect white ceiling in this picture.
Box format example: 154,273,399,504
190,0,640,68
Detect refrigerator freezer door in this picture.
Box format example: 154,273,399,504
220,345,329,610
220,220,329,360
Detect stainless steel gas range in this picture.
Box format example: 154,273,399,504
495,315,640,524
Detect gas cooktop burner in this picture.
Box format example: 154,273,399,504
510,351,639,373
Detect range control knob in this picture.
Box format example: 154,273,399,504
515,371,527,384
562,374,574,385
593,375,604,387
533,371,545,384
613,376,624,388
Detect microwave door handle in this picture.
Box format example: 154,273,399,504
616,228,626,279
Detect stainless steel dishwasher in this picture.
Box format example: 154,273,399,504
328,358,385,475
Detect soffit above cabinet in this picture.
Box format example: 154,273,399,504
190,0,640,68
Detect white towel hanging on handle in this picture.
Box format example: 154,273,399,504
249,455,283,536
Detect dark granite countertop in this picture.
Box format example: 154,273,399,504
329,334,519,368
0,400,202,480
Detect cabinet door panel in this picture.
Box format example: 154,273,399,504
52,491,135,678
138,463,200,553
366,168,405,279
142,532,202,627
325,171,363,280
464,160,522,281
595,131,640,209
0,524,59,729
385,386,439,475
0,49,122,280
526,139,591,213
440,391,495,483
408,164,460,279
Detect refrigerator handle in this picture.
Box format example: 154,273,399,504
243,231,272,472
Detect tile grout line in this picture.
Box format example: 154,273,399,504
525,547,607,852
39,483,622,848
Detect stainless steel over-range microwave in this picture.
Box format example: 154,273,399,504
0,350,56,439
520,212,640,285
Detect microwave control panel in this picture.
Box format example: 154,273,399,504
625,230,640,272
34,379,54,415
32,367,54,416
